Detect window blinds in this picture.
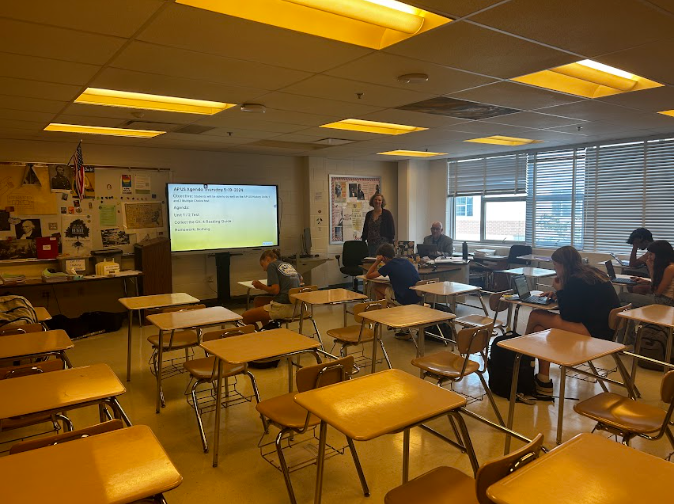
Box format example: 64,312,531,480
448,154,526,196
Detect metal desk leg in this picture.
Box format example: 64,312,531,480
212,358,223,467
614,353,637,399
402,428,410,483
666,327,673,375
418,326,426,358
504,353,522,454
343,303,347,327
59,350,72,368
556,366,567,445
314,420,328,504
371,323,380,374
630,321,642,388
452,411,480,476
245,288,251,310
287,356,293,393
126,308,133,382
156,329,169,413
299,302,306,335
477,292,489,316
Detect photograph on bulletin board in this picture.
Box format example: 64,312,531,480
329,175,381,244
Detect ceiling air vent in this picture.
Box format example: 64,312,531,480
173,124,217,135
397,97,519,120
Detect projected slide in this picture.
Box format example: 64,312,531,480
167,184,278,252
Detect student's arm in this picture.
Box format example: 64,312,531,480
366,256,384,279
654,265,674,295
361,211,370,241
629,244,647,267
554,277,585,323
253,266,281,295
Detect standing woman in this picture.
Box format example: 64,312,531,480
621,240,674,307
361,193,395,256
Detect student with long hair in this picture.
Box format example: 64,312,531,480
621,240,674,308
524,246,619,396
241,249,301,329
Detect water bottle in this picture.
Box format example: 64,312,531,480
462,241,468,261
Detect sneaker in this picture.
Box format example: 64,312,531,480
534,374,553,396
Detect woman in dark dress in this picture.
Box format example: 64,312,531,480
361,193,395,256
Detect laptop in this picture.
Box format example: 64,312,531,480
604,260,637,285
512,275,552,305
417,244,439,258
609,253,630,267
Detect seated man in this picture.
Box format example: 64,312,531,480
423,221,453,255
366,243,421,306
626,227,653,294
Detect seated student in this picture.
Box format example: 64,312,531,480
241,249,301,329
624,228,653,295
620,240,674,308
422,221,453,255
366,243,421,306
524,246,619,396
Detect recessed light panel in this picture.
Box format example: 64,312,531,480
320,118,426,135
465,136,542,146
176,0,451,49
75,88,235,115
379,149,446,157
44,123,165,138
511,60,662,99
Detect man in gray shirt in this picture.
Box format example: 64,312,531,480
423,221,453,255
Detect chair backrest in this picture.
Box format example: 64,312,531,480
161,303,207,314
475,433,544,504
9,419,124,455
456,324,494,356
0,323,44,336
488,291,512,314
0,358,64,380
202,324,256,343
353,300,388,323
507,245,532,262
296,355,355,393
608,303,632,331
342,241,369,267
288,285,318,303
661,370,674,403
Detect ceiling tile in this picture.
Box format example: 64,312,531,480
386,21,577,79
278,75,434,108
138,3,371,73
111,42,312,91
202,128,284,140
538,100,646,121
647,1,674,14
0,18,126,65
450,81,583,110
0,52,99,86
195,110,316,133
1,0,165,37
447,121,541,137
597,39,674,87
57,103,199,125
597,86,674,112
358,109,471,129
482,111,587,129
546,118,665,136
291,126,387,142
0,95,67,114
0,108,55,123
407,0,509,18
253,92,382,118
325,52,497,95
0,118,48,132
470,0,674,57
0,76,81,102
55,114,131,129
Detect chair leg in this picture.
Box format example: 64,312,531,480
244,370,267,433
275,429,298,504
477,373,505,426
346,437,370,497
190,380,209,453
586,360,609,393
107,398,133,426
665,427,674,451
447,414,463,446
379,339,392,369
55,413,73,432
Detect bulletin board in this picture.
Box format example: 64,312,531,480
329,174,381,244
0,162,170,262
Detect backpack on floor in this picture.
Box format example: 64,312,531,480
0,295,38,328
488,331,537,398
637,324,673,371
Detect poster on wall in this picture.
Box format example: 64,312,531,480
61,214,92,256
329,175,381,244
123,202,164,229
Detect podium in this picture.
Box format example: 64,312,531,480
134,237,172,295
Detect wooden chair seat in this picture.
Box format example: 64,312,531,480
326,326,375,344
147,330,198,350
574,393,666,434
1,412,54,430
183,356,246,381
412,351,480,378
455,314,504,329
256,393,319,430
385,466,478,504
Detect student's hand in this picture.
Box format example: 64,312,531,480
632,277,651,284
252,280,265,289
375,255,384,263
552,276,562,291
541,291,557,300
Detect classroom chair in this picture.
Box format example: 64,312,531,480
574,370,674,454
326,300,391,370
337,240,369,292
256,356,368,504
455,290,510,336
183,324,260,453
385,433,544,504
282,285,322,343
411,324,505,426
0,323,44,336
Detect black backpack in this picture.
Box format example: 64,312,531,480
488,331,537,398
636,324,673,371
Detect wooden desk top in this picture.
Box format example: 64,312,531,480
497,329,625,367
0,363,125,419
410,281,480,296
147,306,241,331
516,254,552,262
0,425,182,504
292,288,367,305
295,369,466,441
500,267,556,277
502,291,559,311
0,329,73,361
33,306,51,322
359,304,455,328
18,270,142,287
118,292,199,311
201,328,320,364
487,433,674,504
617,304,674,328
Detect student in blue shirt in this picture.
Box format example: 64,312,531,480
365,243,421,306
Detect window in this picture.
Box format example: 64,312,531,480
485,197,526,242
456,196,473,217
455,195,481,241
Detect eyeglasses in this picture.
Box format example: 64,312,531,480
430,227,442,231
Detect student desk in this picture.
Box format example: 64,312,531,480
0,425,182,504
0,363,130,425
500,291,559,331
361,259,470,284
497,329,631,451
118,292,200,382
294,369,477,504
487,433,674,504
237,279,267,309
201,328,321,467
359,304,456,375
146,306,242,413
0,329,73,367
410,281,488,315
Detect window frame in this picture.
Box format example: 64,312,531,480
451,193,527,244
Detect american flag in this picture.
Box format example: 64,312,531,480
71,142,85,200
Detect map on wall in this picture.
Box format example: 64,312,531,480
329,174,381,244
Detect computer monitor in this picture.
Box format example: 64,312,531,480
604,260,617,280
301,227,312,256
417,244,439,258
512,275,531,299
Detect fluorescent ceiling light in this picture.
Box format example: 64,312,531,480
176,0,451,50
320,118,427,135
658,109,674,118
75,88,235,115
379,149,446,157
44,123,165,138
465,136,542,146
511,59,662,99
